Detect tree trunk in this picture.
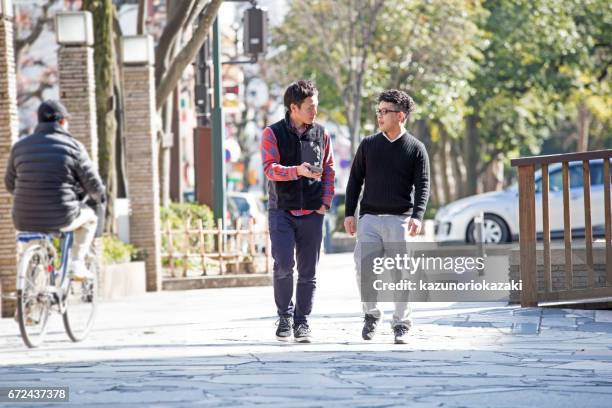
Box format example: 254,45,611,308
414,119,438,207
348,65,366,156
350,103,362,157
170,89,183,202
451,137,466,199
158,0,184,208
439,124,452,204
348,115,357,157
576,102,592,152
159,96,173,208
83,0,117,233
137,0,147,35
464,114,479,196
112,6,127,201
482,159,504,192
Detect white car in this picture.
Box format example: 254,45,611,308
227,192,267,231
435,160,610,244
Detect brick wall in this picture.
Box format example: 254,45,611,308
509,246,610,303
123,65,162,291
0,19,19,317
58,46,98,165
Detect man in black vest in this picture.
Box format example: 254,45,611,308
261,80,335,342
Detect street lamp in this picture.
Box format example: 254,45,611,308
121,35,154,65
55,11,94,46
0,0,13,19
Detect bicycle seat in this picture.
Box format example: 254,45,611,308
16,232,54,243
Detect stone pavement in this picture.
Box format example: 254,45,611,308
1,253,612,407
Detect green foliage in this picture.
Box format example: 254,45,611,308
333,204,345,233
100,235,136,265
376,0,486,130
160,203,215,229
50,235,136,267
424,203,440,221
271,0,485,138
471,0,611,160
160,203,216,268
271,0,611,195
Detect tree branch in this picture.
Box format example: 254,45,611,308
18,80,54,106
181,0,210,35
15,0,59,62
156,0,224,112
477,148,504,176
154,0,197,86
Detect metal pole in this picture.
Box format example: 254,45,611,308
195,33,212,127
212,17,226,225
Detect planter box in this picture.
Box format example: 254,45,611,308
163,274,271,291
100,261,146,300
225,261,256,274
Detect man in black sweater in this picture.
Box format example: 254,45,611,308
344,89,430,344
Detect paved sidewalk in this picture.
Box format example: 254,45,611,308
1,253,612,407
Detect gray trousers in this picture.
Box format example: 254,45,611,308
354,214,412,328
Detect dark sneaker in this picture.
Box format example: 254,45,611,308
393,325,410,344
276,316,293,341
362,314,380,340
293,323,311,343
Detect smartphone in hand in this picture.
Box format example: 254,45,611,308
307,164,323,174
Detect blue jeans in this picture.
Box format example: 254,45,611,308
268,209,324,325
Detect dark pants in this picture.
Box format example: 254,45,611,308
268,209,324,325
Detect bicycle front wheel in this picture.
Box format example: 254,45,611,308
17,245,52,348
62,255,97,342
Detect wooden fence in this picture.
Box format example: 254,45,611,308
161,218,271,278
511,150,612,306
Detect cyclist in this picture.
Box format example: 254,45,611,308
4,100,106,280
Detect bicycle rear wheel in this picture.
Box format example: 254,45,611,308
17,245,52,348
62,253,97,342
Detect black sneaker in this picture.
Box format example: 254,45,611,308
362,314,380,340
276,316,293,341
293,322,311,343
393,325,410,344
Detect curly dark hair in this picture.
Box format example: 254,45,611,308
378,89,416,119
284,80,318,111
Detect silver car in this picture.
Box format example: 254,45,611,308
228,192,267,231
435,160,610,244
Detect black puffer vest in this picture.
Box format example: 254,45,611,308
268,115,325,210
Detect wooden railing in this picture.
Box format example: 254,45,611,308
161,218,271,278
511,150,612,306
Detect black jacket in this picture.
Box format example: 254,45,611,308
4,122,106,232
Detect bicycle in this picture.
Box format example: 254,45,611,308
15,230,98,348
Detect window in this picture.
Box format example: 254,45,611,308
589,162,604,186
535,169,564,193
535,162,608,193
231,197,250,215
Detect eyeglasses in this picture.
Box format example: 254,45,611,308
375,108,401,116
